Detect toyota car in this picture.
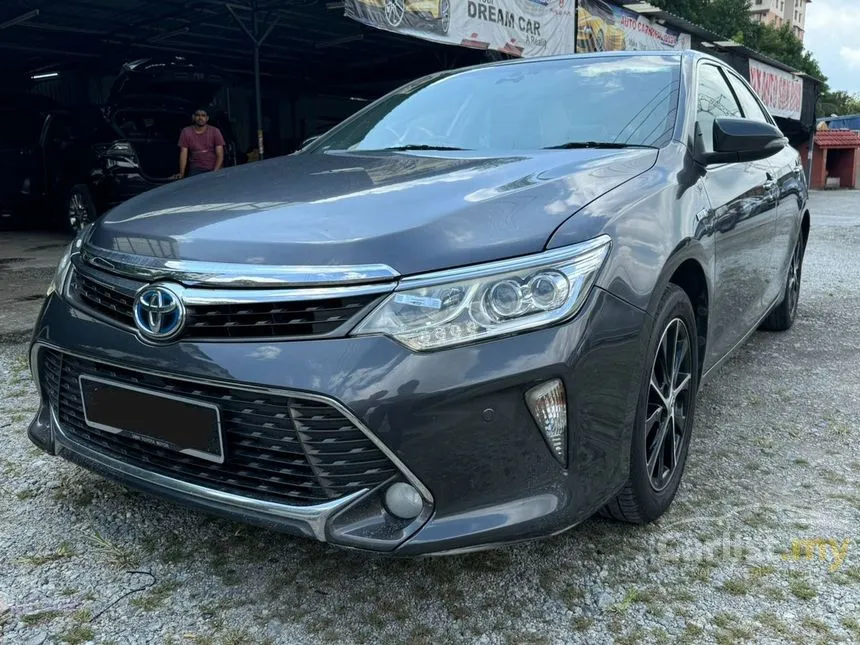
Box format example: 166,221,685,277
29,51,809,555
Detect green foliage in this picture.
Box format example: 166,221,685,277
650,0,752,39
818,91,860,117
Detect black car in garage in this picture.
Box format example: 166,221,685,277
0,57,236,232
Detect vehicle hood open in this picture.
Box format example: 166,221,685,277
88,148,657,277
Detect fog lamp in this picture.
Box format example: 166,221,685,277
525,379,568,465
384,482,423,519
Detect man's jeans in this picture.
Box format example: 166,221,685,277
187,167,212,177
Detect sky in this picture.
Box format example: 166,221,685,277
804,0,860,94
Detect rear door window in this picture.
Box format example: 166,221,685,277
725,73,772,124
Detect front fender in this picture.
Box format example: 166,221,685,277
545,145,714,318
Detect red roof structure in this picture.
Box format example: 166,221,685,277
815,130,860,148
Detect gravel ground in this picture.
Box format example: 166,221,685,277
1,191,858,645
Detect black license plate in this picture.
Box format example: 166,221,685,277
79,375,224,464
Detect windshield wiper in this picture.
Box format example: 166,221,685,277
543,142,654,150
381,144,470,151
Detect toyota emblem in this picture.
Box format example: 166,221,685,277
133,284,185,341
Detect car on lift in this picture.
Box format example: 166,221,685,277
0,58,236,233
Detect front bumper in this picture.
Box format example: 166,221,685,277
29,287,647,555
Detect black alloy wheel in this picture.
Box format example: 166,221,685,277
601,284,699,524
787,238,803,319
645,317,693,492
760,234,805,332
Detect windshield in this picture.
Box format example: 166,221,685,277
308,55,681,153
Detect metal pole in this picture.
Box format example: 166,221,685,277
227,1,278,161
254,44,263,159
252,3,264,160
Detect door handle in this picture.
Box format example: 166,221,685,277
763,172,777,191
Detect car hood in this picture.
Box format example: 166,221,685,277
89,148,657,276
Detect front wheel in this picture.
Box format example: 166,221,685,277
601,284,699,524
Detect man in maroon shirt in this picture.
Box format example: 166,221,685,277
177,108,225,178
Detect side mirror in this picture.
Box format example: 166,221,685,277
697,117,787,166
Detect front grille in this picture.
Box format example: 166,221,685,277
40,349,397,506
69,271,379,340
69,269,380,340
72,272,135,327
184,298,374,339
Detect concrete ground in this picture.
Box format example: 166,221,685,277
0,192,858,645
0,232,72,343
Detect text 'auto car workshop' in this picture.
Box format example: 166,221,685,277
2,0,820,234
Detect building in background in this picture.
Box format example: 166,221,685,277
748,0,811,41
799,129,860,190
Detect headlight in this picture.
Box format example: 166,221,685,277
352,235,610,351
47,225,91,297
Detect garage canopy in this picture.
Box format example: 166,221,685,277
0,0,489,90
0,0,822,142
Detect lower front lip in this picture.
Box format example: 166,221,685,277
29,286,647,554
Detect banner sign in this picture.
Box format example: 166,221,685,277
577,0,690,53
748,59,803,121
344,0,577,58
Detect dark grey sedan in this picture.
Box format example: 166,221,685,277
28,50,809,555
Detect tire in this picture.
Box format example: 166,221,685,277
601,284,699,524
759,234,804,332
437,0,450,34
60,184,97,235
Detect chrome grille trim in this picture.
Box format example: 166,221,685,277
82,244,400,288
67,259,393,341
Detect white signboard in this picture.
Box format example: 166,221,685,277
748,59,803,121
344,0,578,59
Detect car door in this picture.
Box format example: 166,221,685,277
723,70,798,309
696,63,779,366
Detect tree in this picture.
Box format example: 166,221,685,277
701,0,753,42
649,0,828,90
741,23,827,90
649,0,751,40
818,91,860,117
